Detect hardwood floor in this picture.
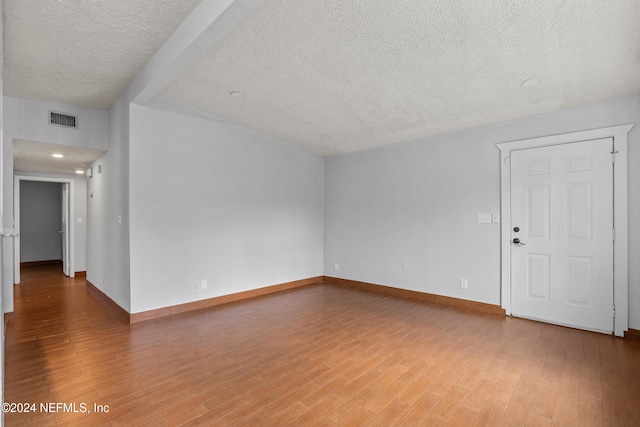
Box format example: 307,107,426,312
5,265,640,426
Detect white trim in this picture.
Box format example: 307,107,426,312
496,124,633,337
14,175,75,283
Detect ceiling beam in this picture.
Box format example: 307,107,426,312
125,0,262,106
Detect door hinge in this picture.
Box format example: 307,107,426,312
504,156,510,165
611,150,618,163
612,229,615,240
613,306,616,318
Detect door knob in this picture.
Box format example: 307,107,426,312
512,238,526,245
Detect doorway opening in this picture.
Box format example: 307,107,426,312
14,176,75,284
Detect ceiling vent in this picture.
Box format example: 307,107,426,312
49,111,77,129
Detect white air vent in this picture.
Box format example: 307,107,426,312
49,111,77,129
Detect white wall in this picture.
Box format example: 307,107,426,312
15,171,88,271
128,104,324,313
324,94,640,329
86,97,131,311
2,98,107,312
19,181,62,262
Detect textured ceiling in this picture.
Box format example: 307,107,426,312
13,139,105,175
162,0,640,156
4,0,202,108
4,0,640,158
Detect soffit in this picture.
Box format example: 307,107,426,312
13,139,105,175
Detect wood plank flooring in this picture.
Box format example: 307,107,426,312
5,265,640,426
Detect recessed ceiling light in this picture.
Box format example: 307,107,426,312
75,170,85,174
229,91,245,99
52,153,64,158
521,78,540,88
321,134,333,139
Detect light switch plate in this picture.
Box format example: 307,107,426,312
492,214,500,223
477,213,491,223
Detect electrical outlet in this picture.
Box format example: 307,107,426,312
191,281,200,291
460,279,468,289
201,280,207,290
335,263,340,271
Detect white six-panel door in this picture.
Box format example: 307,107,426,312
510,138,614,333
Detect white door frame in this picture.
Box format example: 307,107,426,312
14,175,75,283
61,182,71,277
497,124,633,337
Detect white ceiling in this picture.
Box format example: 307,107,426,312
4,0,203,108
5,0,640,158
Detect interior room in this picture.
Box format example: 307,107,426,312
19,181,63,267
1,0,639,425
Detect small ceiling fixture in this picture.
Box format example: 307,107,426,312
229,91,245,99
521,78,540,88
75,170,85,174
52,153,64,158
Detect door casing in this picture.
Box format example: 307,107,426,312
61,182,71,277
497,124,633,337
